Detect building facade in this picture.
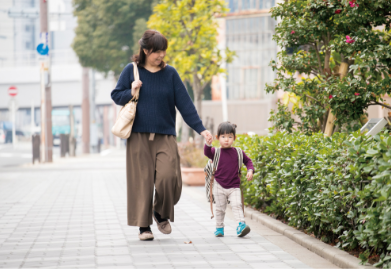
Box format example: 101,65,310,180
0,0,115,148
205,0,279,135
204,0,387,135
225,3,277,100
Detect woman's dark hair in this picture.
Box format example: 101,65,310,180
217,122,237,138
132,30,168,69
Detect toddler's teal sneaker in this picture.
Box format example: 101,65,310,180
237,222,251,237
214,228,224,237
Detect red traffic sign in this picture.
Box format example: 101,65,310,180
8,86,18,97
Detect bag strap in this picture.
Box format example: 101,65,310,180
130,62,140,102
210,147,220,219
210,147,245,219
212,147,221,172
235,147,243,175
235,147,245,216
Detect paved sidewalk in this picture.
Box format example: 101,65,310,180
0,150,338,268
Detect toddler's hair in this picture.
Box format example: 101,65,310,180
217,121,237,138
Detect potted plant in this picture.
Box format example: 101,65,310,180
178,142,209,186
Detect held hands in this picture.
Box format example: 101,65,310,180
201,130,213,145
246,170,254,181
131,80,142,96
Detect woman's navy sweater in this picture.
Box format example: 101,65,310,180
111,63,205,136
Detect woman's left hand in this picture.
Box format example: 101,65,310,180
201,130,213,145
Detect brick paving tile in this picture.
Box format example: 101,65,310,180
0,151,333,269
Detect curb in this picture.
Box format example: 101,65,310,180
244,207,375,269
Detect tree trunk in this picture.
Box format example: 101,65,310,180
192,71,203,120
360,114,369,125
324,50,331,75
324,61,349,136
181,120,190,143
192,71,203,147
339,61,349,79
324,112,336,136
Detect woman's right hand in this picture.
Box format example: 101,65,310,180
131,80,142,95
201,130,213,145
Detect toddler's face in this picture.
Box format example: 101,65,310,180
217,133,235,148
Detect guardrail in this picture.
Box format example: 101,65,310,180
0,49,79,68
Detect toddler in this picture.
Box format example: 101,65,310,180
204,122,254,237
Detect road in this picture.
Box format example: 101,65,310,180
0,143,34,168
0,143,61,168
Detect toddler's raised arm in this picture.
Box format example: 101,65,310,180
204,144,215,160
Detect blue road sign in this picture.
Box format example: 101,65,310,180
36,43,49,55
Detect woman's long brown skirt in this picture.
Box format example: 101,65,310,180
126,132,182,227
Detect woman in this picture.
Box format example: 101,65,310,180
111,30,213,241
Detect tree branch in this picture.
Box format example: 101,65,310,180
312,73,322,81
322,109,329,133
200,60,216,81
312,43,324,76
295,68,311,75
305,94,321,103
310,70,319,76
180,19,192,40
191,25,201,45
201,64,220,91
367,101,391,110
323,33,331,76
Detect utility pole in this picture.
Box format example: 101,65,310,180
90,69,98,153
31,100,34,137
11,99,16,148
69,105,76,157
82,67,90,154
39,0,53,162
220,72,228,122
217,18,228,122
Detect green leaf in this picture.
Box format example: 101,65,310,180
366,149,379,155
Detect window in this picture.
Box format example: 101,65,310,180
225,16,277,99
25,41,31,49
259,0,275,9
227,0,275,12
241,0,257,10
229,0,239,12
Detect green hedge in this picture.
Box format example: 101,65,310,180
235,132,391,268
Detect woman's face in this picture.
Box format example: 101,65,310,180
144,49,166,67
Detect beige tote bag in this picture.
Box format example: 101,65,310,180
111,62,140,139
